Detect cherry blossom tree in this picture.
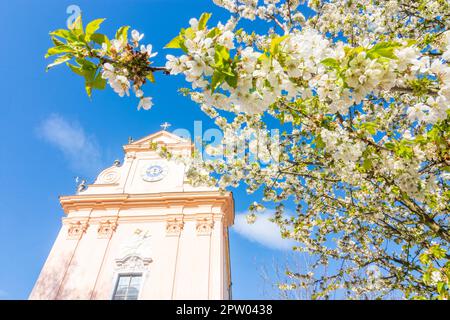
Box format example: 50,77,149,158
45,0,450,299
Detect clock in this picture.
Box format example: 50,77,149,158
141,161,168,182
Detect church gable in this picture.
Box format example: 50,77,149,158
123,130,192,153
79,130,197,195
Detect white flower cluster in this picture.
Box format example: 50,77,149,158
166,17,237,91
101,29,157,110
161,0,450,299
321,127,365,168
166,19,450,121
101,62,130,97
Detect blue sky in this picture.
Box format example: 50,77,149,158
0,0,298,299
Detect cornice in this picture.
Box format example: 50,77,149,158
64,212,226,223
59,191,234,224
122,142,194,153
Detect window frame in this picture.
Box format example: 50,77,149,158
111,273,143,301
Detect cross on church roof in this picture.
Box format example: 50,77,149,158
160,122,171,131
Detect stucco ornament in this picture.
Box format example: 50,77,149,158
115,229,153,270
97,219,118,239
196,217,214,236
95,166,121,184
166,218,184,236
66,220,89,240
118,229,152,259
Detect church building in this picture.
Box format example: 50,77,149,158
29,130,234,300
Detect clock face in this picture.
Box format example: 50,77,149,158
141,161,168,182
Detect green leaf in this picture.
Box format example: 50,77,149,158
115,26,130,42
69,41,89,48
85,18,105,42
345,46,364,57
213,44,236,82
50,29,77,41
92,73,106,90
74,15,83,30
431,246,446,259
258,53,269,63
214,44,230,68
396,143,414,159
67,63,85,77
165,24,204,52
83,69,97,98
76,58,97,70
406,39,417,46
174,41,188,53
50,36,65,47
146,71,155,83
184,27,196,40
321,58,340,69
67,61,97,81
211,70,225,93
85,83,93,97
314,136,326,150
437,282,446,295
420,253,431,265
46,54,73,71
422,271,431,285
361,122,377,135
206,27,220,38
90,33,110,47
362,158,372,171
219,69,235,77
165,35,182,49
45,45,75,58
82,69,105,98
367,42,401,59
198,13,212,30
69,15,84,36
225,74,238,88
270,35,288,56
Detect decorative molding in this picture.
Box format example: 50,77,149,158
97,219,118,239
62,212,228,225
196,217,214,236
166,218,184,236
115,229,153,272
60,192,234,228
115,255,152,271
96,167,121,184
66,221,89,240
118,229,152,260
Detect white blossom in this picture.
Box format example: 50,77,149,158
138,97,153,110
131,29,144,43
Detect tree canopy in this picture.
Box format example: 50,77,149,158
45,0,450,299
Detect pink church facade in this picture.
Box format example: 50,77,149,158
30,131,234,300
